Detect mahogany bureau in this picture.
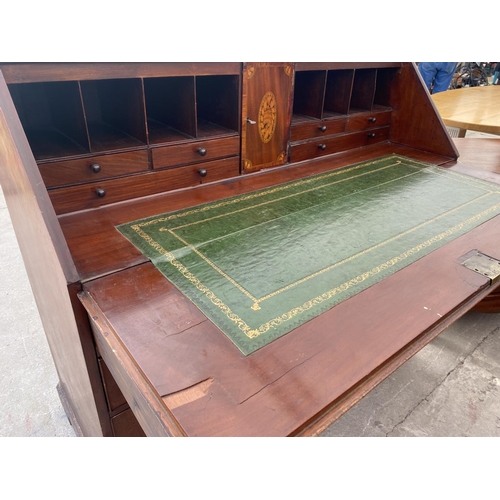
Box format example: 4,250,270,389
1,62,499,436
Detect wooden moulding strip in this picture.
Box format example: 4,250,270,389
78,291,187,437
0,62,243,84
295,62,402,71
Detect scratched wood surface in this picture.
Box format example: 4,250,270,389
82,214,500,436
75,140,500,436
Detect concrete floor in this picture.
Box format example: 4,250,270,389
1,132,500,437
0,186,75,437
321,312,500,437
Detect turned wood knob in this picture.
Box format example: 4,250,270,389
198,168,207,177
197,148,207,156
318,125,327,132
95,188,106,198
318,144,327,150
368,117,377,123
90,163,101,173
367,133,376,138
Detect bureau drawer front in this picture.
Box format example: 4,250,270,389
290,118,346,142
290,127,390,163
39,149,150,188
99,359,128,414
152,136,239,169
111,408,146,437
50,156,240,215
345,110,392,132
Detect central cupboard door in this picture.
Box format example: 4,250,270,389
241,63,294,173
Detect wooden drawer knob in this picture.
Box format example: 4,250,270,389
318,125,327,132
197,148,207,156
318,144,327,151
367,133,376,138
198,168,208,177
95,188,106,198
368,117,377,123
90,163,101,173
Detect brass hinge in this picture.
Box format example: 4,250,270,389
461,250,500,284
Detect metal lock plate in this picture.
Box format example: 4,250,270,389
461,251,500,284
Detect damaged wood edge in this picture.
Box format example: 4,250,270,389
162,378,214,410
294,278,496,437
78,291,187,437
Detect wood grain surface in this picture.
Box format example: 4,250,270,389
75,140,500,436
0,73,104,436
432,86,500,135
82,213,499,435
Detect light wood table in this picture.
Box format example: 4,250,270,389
432,85,500,137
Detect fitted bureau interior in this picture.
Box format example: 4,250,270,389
7,68,242,215
288,67,398,163
6,62,456,223
7,65,404,216
5,61,456,257
9,75,240,161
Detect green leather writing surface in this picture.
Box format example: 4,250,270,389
117,155,500,355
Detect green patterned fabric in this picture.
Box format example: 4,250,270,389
117,155,500,355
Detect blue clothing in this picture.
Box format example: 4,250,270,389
493,62,500,84
418,62,457,93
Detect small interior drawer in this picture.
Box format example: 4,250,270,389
39,149,150,188
290,117,346,142
345,110,392,132
290,127,390,163
152,135,239,169
49,156,240,215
